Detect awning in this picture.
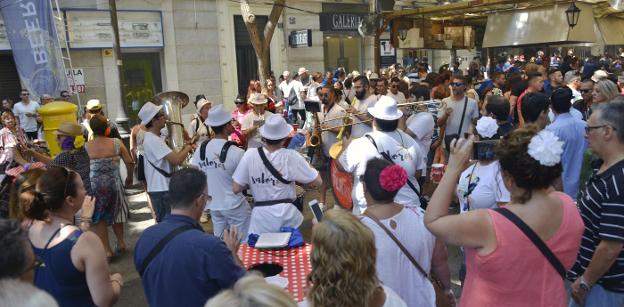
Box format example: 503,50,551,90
596,17,624,45
482,2,596,48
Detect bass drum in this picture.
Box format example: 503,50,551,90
330,159,353,210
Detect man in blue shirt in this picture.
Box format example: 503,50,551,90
546,88,587,198
135,168,245,307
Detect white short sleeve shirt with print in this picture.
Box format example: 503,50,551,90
143,131,173,192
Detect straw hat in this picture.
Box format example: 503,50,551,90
249,93,268,105
368,96,403,120
205,105,233,127
53,121,83,137
86,99,103,112
138,102,164,126
259,114,293,140
196,98,212,112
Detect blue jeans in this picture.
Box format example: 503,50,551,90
147,191,170,223
568,284,624,307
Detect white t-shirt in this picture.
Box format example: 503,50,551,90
339,130,425,214
440,95,479,136
456,161,511,214
187,115,211,144
279,80,305,110
241,111,273,148
386,91,407,104
350,95,378,138
298,286,406,307
318,103,347,157
406,112,435,173
143,131,173,192
13,101,40,132
362,206,436,307
232,147,318,234
191,139,246,211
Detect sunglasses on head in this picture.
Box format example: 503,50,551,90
450,82,465,87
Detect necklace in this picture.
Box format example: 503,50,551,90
394,130,407,150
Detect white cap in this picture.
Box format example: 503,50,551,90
298,67,308,75
259,114,293,140
368,95,403,120
196,98,212,113
205,105,233,127
369,73,380,80
86,99,103,111
249,93,268,105
138,102,163,126
592,70,609,82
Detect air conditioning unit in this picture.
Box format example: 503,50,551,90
399,28,424,49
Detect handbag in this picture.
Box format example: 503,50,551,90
287,87,298,106
362,210,452,307
443,96,468,151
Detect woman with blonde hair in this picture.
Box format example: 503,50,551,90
205,274,296,307
592,79,619,104
303,209,406,307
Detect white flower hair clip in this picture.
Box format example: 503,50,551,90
527,130,564,166
476,116,499,138
491,88,503,97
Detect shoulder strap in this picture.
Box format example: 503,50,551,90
493,207,566,279
257,147,291,184
457,96,468,136
113,138,120,155
219,141,235,164
365,134,421,197
199,140,210,161
362,211,429,278
146,158,171,178
138,224,196,276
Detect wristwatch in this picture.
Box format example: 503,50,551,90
579,276,591,292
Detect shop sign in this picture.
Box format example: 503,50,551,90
66,68,86,93
289,29,312,48
379,39,396,68
319,13,366,32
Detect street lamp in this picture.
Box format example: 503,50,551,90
399,28,408,41
566,2,581,28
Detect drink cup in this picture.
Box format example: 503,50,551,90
430,163,446,183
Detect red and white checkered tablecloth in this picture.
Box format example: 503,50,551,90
239,244,312,302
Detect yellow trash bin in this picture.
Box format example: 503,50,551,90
38,101,78,156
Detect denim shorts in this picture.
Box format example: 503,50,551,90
147,191,170,223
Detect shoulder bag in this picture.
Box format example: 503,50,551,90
362,211,452,307
255,147,303,212
138,224,199,276
287,87,298,106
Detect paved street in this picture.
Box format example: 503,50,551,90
113,183,463,306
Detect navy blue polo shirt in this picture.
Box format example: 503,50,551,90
134,214,246,307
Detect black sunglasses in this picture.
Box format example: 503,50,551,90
21,93,29,96
450,82,465,87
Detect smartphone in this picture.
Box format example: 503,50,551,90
308,199,323,222
473,140,498,160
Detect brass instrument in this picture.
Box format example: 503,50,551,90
309,111,321,147
154,91,190,169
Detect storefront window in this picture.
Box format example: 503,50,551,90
323,35,361,73
122,52,162,125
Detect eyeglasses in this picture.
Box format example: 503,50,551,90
585,125,614,134
21,93,29,96
580,89,591,94
450,82,465,87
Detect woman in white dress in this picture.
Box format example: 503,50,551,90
360,158,453,307
302,209,407,307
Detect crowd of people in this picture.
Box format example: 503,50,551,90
0,47,623,307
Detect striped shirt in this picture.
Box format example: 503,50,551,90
568,159,624,292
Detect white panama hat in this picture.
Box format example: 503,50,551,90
259,114,293,140
196,98,212,113
249,93,268,105
368,95,403,121
205,105,233,127
138,102,163,126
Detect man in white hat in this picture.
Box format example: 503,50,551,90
241,93,274,148
187,98,212,144
139,101,196,222
191,105,250,239
83,99,121,140
338,95,425,214
233,114,321,235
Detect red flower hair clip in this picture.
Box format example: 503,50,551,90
379,165,408,192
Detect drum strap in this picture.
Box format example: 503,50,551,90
257,147,292,185
254,198,296,207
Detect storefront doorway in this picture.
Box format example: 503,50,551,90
234,15,269,97
121,52,162,125
323,35,362,73
0,53,21,102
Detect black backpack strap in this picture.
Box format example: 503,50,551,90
199,140,210,161
365,134,421,197
219,141,235,164
457,96,469,136
146,158,171,178
493,207,567,279
138,224,196,276
257,147,291,185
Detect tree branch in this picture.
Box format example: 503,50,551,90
263,0,285,50
240,0,263,56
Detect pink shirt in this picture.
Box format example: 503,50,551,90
460,192,583,307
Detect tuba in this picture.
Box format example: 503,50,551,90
154,91,189,168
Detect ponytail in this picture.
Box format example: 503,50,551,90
23,191,49,221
